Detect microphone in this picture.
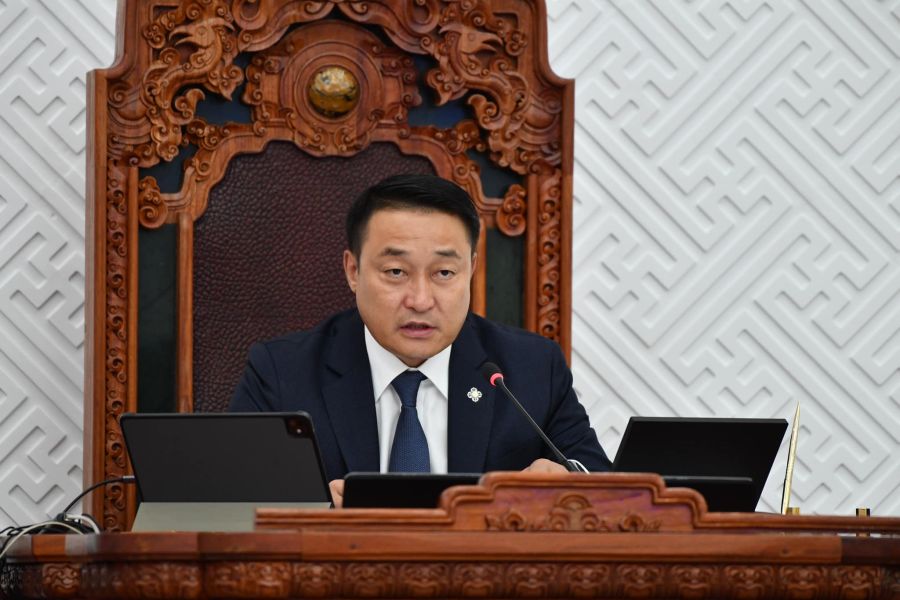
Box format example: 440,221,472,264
480,362,589,473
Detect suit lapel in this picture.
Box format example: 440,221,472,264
447,316,492,472
321,311,381,472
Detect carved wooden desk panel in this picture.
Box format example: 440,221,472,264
4,474,899,599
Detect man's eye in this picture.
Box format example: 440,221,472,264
435,269,455,279
386,268,404,277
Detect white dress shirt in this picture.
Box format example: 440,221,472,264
364,326,450,473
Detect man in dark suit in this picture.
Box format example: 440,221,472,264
230,174,610,505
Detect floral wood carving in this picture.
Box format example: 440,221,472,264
138,175,165,227
136,21,493,227
244,22,420,156
560,564,613,598
3,562,896,599
778,566,829,598
102,158,131,531
617,564,665,598
724,565,776,598
671,565,717,598
230,0,561,173
506,564,557,597
292,563,343,598
403,120,486,206
497,183,526,236
105,0,565,192
449,563,504,597
80,563,202,598
141,0,242,162
344,564,397,597
397,564,450,598
232,0,347,52
831,566,880,599
536,164,563,341
40,564,79,599
351,0,562,173
485,492,662,532
206,562,292,597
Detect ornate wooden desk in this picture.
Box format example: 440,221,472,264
3,474,899,599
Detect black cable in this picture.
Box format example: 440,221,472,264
0,475,138,575
60,475,136,516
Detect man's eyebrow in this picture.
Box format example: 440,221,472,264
379,247,407,256
435,249,463,258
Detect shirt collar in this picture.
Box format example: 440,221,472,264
364,325,451,401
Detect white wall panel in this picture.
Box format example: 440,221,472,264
0,0,116,528
549,0,900,514
0,0,896,526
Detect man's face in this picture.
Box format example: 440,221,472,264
343,208,476,367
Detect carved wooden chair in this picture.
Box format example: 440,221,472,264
86,0,574,530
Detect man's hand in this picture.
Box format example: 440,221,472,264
329,479,345,508
523,458,568,473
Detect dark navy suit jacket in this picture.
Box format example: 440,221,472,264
229,309,611,481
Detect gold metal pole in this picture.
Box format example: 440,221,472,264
781,403,801,515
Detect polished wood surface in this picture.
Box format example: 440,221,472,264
86,0,577,533
5,474,898,599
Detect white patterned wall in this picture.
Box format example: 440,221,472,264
0,0,116,528
551,0,900,515
0,0,897,527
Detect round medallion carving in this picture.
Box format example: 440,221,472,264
308,66,360,117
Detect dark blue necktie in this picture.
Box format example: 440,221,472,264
388,370,430,472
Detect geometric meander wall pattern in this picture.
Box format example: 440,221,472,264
0,0,896,527
0,0,116,528
550,0,900,515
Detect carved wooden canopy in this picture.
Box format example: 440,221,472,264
86,0,574,531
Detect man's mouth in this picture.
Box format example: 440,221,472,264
400,322,435,336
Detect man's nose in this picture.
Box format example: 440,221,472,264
404,275,435,311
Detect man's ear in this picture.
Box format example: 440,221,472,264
470,252,478,279
343,249,359,294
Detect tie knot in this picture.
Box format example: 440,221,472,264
392,370,426,408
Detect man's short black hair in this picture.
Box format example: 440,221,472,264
346,174,480,257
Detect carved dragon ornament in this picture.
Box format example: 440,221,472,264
110,0,563,223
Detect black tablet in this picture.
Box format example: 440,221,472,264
120,412,331,504
342,472,482,508
613,417,788,512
